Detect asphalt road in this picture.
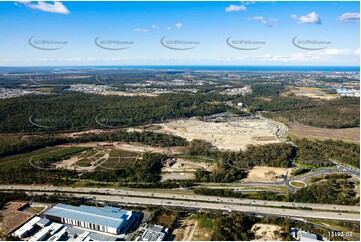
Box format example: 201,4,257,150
25,191,360,222
0,185,359,213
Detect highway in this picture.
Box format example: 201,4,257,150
24,191,360,222
0,185,359,213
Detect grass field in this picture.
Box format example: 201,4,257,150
288,124,359,143
282,86,338,100
306,218,360,238
25,206,46,214
190,213,214,241
0,147,87,170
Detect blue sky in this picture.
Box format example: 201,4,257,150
0,1,359,66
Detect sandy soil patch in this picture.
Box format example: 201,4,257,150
162,172,195,181
158,117,282,151
162,158,215,172
243,166,290,182
251,223,284,241
59,142,182,154
289,123,359,143
62,129,110,138
55,155,80,170
161,158,217,181
56,142,183,172
55,149,109,172
0,202,33,235
173,219,198,241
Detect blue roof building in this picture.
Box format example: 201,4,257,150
44,204,135,235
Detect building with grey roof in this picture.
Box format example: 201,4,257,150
300,231,320,241
44,204,136,235
136,224,168,241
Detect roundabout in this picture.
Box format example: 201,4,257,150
289,180,307,189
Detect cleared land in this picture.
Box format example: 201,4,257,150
161,157,217,181
173,219,198,241
60,142,182,155
288,123,360,143
158,118,281,151
243,166,291,182
282,86,338,100
55,147,140,172
0,202,33,235
251,223,284,241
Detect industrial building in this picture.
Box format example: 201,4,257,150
291,228,322,241
12,217,119,241
12,216,42,239
136,224,169,241
44,204,136,235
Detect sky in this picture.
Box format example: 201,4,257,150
0,1,359,66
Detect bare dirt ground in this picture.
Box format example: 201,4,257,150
161,172,195,181
161,158,217,181
191,223,212,241
251,223,284,241
158,118,281,151
288,123,360,143
282,86,338,100
162,158,216,172
56,142,183,172
55,155,81,170
173,219,199,241
62,129,109,138
59,142,182,154
243,166,291,182
55,149,110,172
0,202,33,235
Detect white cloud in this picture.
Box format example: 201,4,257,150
166,26,172,30
151,25,159,30
175,23,183,30
293,12,321,24
134,28,149,32
17,1,70,14
250,16,279,27
225,4,247,12
316,48,358,55
338,12,360,21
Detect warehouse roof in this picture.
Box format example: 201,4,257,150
44,204,132,229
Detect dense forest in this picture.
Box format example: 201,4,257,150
245,96,318,112
293,138,360,168
289,176,359,205
0,92,229,133
194,168,247,183
194,188,286,201
222,143,296,168
263,97,359,128
250,83,285,97
235,90,359,129
211,213,257,241
0,130,187,159
186,140,296,168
